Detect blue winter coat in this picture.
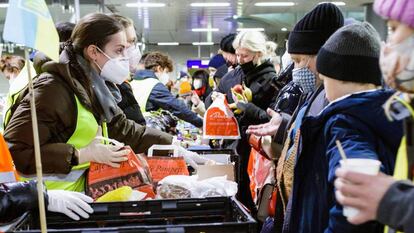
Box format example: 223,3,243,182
286,90,403,233
133,70,203,127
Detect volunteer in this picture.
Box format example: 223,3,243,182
3,13,174,192
334,0,414,232
109,14,146,125
0,133,93,222
130,51,203,128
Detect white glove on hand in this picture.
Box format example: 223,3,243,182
177,146,212,169
47,190,94,221
78,128,129,168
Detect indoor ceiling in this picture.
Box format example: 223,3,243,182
0,0,374,45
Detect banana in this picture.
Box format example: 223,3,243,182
242,83,253,102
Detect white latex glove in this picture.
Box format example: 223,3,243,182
78,127,129,167
47,190,94,221
172,137,213,169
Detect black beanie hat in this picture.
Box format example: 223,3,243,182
288,3,344,55
220,33,236,54
316,22,382,86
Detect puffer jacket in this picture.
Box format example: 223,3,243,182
4,49,172,175
0,181,45,223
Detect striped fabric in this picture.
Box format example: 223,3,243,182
374,0,414,28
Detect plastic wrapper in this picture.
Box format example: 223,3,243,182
156,175,237,199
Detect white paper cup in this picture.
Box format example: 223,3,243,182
339,159,381,218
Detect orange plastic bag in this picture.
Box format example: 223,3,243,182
86,146,155,200
145,145,189,184
248,135,274,203
203,94,240,139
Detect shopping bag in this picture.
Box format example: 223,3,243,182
145,145,189,184
203,94,240,139
86,146,155,200
247,135,274,203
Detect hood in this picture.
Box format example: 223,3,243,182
133,69,157,81
314,89,401,147
244,59,276,86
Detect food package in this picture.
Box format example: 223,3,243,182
156,175,237,199
203,94,240,139
86,146,155,200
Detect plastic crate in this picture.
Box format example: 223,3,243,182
13,196,256,233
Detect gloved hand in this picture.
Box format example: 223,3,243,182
47,190,94,221
77,127,129,167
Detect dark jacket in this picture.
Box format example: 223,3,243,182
133,70,203,128
377,180,414,232
286,90,403,233
117,81,146,125
0,181,46,223
4,50,172,175
205,66,244,108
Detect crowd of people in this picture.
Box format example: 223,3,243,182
0,0,414,232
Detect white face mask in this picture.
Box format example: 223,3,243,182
95,47,130,85
157,72,170,85
193,79,203,89
380,35,414,93
126,45,142,73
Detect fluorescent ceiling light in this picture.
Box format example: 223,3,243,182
192,28,219,32
319,1,346,6
193,42,214,46
237,28,265,32
255,2,295,6
126,2,166,7
0,3,9,8
157,42,180,46
281,27,288,31
191,2,230,7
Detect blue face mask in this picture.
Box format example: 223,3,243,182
292,66,316,94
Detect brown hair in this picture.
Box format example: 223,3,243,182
64,13,124,115
107,13,134,28
144,51,173,72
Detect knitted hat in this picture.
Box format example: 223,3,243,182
220,33,236,54
374,0,414,28
179,71,189,79
316,22,382,86
208,54,226,69
288,3,344,55
213,64,228,79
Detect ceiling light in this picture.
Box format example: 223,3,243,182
126,2,166,7
281,27,288,31
233,15,239,19
192,28,219,32
193,42,214,46
0,3,9,8
157,42,180,46
319,1,346,6
254,2,295,6
237,28,265,32
191,2,230,7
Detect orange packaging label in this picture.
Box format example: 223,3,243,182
87,146,154,200
146,156,189,183
203,96,240,139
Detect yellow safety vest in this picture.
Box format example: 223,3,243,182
130,78,160,114
20,95,108,192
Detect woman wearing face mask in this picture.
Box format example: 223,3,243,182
334,1,414,233
227,30,280,213
3,13,173,192
109,14,146,125
130,51,203,128
190,69,212,117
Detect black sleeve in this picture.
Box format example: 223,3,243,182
0,181,48,222
377,180,414,232
273,112,292,145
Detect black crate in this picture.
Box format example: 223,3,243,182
12,197,256,233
